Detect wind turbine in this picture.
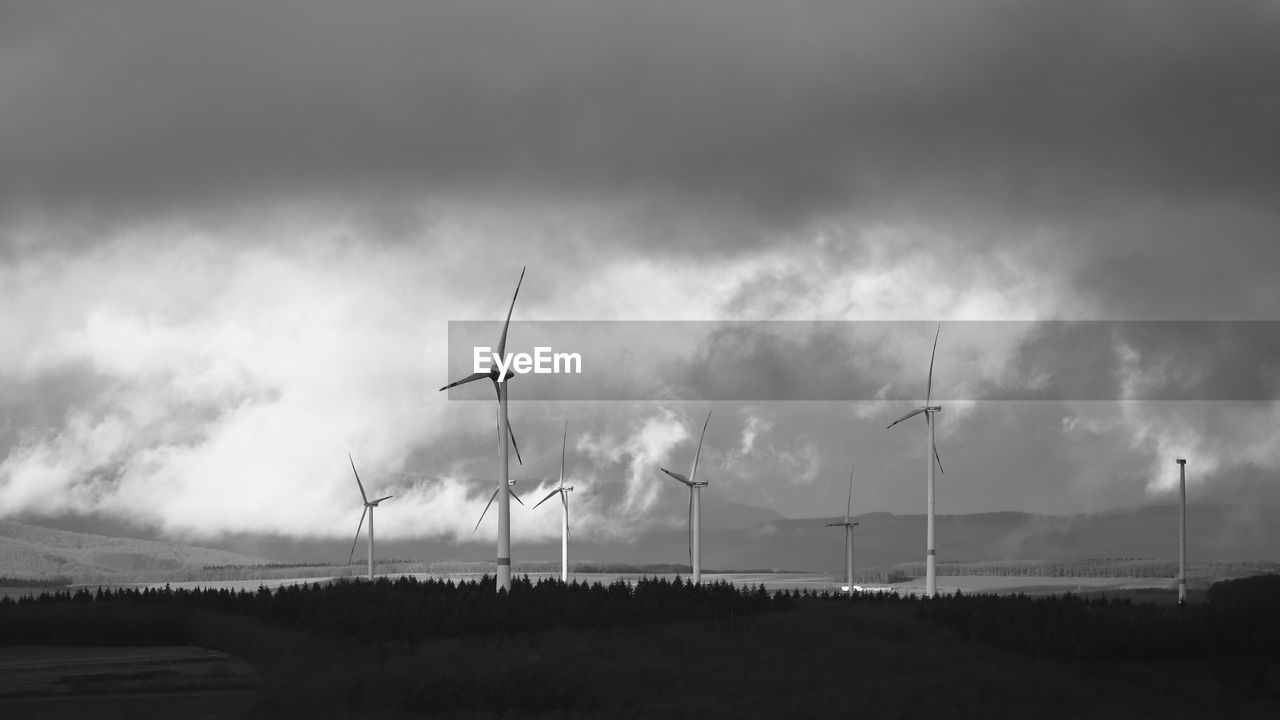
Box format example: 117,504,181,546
439,267,526,593
886,325,945,598
534,420,574,582
1177,458,1187,605
826,464,859,594
659,410,713,584
347,453,393,580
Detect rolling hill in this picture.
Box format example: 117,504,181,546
0,521,270,583
4,504,1275,584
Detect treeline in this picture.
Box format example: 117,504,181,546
187,560,710,583
887,558,1280,582
4,574,1279,715
916,575,1280,678
893,559,1179,578
0,575,791,646
203,562,328,570
0,575,72,588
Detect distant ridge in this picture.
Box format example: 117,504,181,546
705,503,1280,572
0,520,270,582
2,504,1275,583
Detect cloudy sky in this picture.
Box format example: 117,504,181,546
2,0,1279,552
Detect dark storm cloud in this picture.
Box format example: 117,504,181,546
3,0,1279,244
988,322,1280,401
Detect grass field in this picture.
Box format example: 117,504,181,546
0,645,257,720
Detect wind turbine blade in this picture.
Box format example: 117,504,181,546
439,371,490,392
348,507,368,565
508,423,523,466
533,488,560,510
926,324,941,405
688,410,712,485
562,492,570,537
510,484,526,506
846,464,854,523
475,488,499,532
886,407,926,429
925,412,945,474
560,419,568,489
372,495,393,504
496,266,526,359
492,401,524,466
661,468,693,486
687,488,693,571
348,453,368,504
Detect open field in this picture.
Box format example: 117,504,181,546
0,645,257,720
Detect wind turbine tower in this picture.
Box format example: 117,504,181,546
826,464,860,594
1177,458,1187,605
887,326,945,598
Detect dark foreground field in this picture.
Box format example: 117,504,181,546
2,575,1279,718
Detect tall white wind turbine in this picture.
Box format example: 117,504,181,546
659,410,713,584
439,267,526,593
347,453,393,580
886,325,945,598
826,464,860,594
534,420,575,582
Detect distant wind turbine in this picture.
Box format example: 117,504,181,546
347,453,393,580
1177,458,1188,605
660,410,713,584
439,267,526,593
534,420,575,582
826,464,859,594
886,325,945,598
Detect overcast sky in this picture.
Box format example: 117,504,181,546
2,0,1279,549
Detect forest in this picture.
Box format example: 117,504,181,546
2,574,1279,718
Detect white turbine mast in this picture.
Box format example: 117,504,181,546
886,325,945,598
439,267,526,593
659,409,713,584
347,453,393,581
534,419,575,583
1177,458,1188,605
826,464,860,594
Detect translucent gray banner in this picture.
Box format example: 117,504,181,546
443,321,1280,401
